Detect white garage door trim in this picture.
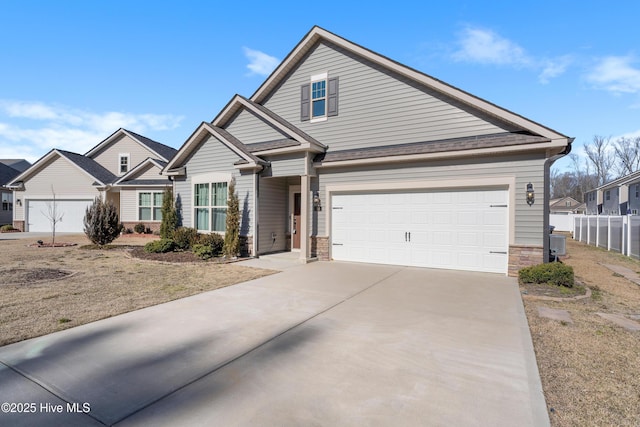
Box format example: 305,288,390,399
330,188,509,274
27,199,94,233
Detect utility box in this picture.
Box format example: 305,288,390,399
549,234,566,259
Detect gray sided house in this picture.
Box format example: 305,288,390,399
586,170,640,215
164,26,573,276
0,161,26,226
9,129,176,233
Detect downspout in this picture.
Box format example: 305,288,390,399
544,138,574,262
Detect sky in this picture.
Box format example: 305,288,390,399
1,1,639,173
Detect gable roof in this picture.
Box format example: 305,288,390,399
164,122,268,174
549,196,581,208
85,128,177,161
113,158,170,186
0,163,20,186
213,95,326,153
252,26,571,146
0,159,31,173
9,149,116,188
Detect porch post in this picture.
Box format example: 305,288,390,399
300,174,310,261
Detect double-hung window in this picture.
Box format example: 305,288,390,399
119,154,130,175
139,191,163,221
1,193,12,211
311,79,326,118
194,182,228,232
301,72,338,122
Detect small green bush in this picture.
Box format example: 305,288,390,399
0,224,16,231
192,243,216,259
198,233,224,255
134,223,146,234
144,238,176,253
172,227,199,250
519,262,574,288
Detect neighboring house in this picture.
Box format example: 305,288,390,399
585,170,640,215
0,161,26,225
549,197,586,214
9,129,177,233
164,26,572,276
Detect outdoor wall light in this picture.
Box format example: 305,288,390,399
313,191,322,211
526,183,535,206
16,199,21,206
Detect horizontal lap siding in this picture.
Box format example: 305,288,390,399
91,134,164,176
224,109,285,144
317,154,545,246
258,177,288,254
133,164,164,180
176,135,255,234
263,42,509,151
120,189,137,222
264,154,306,177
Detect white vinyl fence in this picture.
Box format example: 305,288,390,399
573,215,640,259
549,213,578,232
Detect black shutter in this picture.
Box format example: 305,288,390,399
327,77,338,116
300,83,310,121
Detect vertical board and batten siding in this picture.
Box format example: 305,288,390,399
602,188,620,214
263,153,306,178
174,135,254,234
224,109,286,145
317,154,546,246
14,155,99,221
257,177,288,254
263,42,512,151
91,134,164,176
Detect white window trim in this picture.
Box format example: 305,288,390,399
137,190,163,222
191,173,232,233
310,72,328,123
119,153,130,175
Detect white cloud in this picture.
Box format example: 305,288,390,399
451,26,571,84
0,100,183,163
586,55,640,94
452,27,530,66
539,56,573,84
243,47,279,76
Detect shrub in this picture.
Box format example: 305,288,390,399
223,180,240,257
519,262,574,288
160,187,179,239
192,243,216,259
134,223,146,234
144,238,175,253
83,197,122,247
173,227,199,250
198,233,224,256
0,224,16,232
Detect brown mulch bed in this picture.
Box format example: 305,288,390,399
519,279,587,299
129,247,207,263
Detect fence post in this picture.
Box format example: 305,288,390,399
628,216,633,258
608,216,612,251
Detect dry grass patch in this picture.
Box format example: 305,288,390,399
524,235,640,426
0,234,275,346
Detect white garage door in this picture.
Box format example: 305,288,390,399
27,200,93,233
331,189,509,274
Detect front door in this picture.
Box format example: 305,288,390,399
292,192,301,249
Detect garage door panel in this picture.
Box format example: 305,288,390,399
331,190,508,274
28,199,93,233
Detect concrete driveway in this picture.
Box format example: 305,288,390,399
0,261,548,426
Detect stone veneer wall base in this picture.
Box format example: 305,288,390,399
509,244,544,277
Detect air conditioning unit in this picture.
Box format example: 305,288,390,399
549,234,566,261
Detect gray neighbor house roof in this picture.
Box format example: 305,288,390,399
125,129,178,161
57,150,117,185
0,162,20,186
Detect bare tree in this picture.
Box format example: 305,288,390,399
42,186,64,245
584,135,615,186
613,136,640,177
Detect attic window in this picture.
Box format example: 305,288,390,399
119,154,130,175
301,73,338,122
